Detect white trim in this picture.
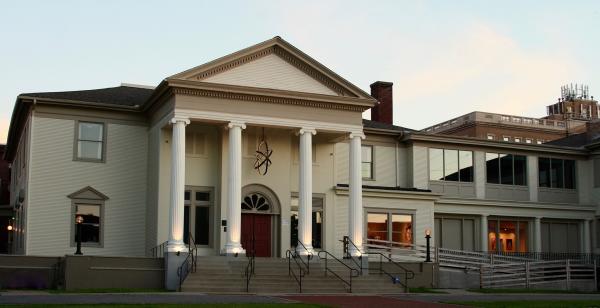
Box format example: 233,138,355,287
174,108,363,134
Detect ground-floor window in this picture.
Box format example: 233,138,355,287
488,218,529,252
74,204,101,245
366,211,413,246
434,216,476,251
184,188,213,246
290,196,323,249
541,220,580,253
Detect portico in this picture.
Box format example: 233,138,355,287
146,37,377,260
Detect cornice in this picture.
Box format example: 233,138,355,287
168,79,374,112
405,133,589,156
435,197,596,213
335,186,441,201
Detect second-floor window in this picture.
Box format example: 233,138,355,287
361,145,373,180
486,153,527,185
539,158,576,189
429,148,473,182
76,122,105,161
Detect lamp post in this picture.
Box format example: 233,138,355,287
75,215,83,255
425,228,432,262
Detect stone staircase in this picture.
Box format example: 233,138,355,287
181,256,410,294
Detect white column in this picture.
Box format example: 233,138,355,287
167,117,190,252
349,132,365,255
583,219,591,253
480,214,488,252
298,128,316,254
224,121,246,255
534,217,542,252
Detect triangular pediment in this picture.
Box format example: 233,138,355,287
67,186,109,201
169,37,373,99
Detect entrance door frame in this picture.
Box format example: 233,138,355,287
241,184,281,257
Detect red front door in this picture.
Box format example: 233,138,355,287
241,213,272,257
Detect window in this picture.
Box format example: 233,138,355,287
367,212,413,246
523,118,533,124
429,148,473,182
536,140,544,144
514,137,522,143
291,196,324,249
183,188,213,246
74,204,101,245
502,136,510,142
486,134,495,140
525,138,532,144
76,122,105,161
538,158,576,189
361,145,374,179
512,117,521,123
501,115,510,121
486,153,527,186
595,159,600,188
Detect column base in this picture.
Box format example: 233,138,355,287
166,240,187,253
222,243,246,256
348,246,365,257
164,251,188,291
295,243,317,259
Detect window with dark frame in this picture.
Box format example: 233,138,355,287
77,122,104,161
429,148,473,182
538,157,576,189
183,188,212,246
486,153,527,186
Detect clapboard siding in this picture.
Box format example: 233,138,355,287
335,142,398,187
411,146,429,190
204,54,338,96
145,126,160,255
28,117,148,256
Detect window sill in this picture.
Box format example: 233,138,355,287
73,158,105,164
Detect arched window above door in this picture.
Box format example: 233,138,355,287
242,193,270,212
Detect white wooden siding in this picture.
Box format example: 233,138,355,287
28,117,148,256
204,54,338,96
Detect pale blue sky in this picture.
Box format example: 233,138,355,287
1,1,599,142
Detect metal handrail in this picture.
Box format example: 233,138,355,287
318,250,359,293
177,232,198,291
294,240,313,274
286,250,305,292
245,250,256,292
342,236,364,275
370,251,415,292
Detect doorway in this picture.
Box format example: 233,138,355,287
241,214,272,257
240,185,281,257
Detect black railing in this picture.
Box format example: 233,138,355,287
286,250,305,292
245,250,256,292
369,252,415,293
294,240,313,274
318,250,359,293
150,241,168,258
342,236,364,275
177,233,198,291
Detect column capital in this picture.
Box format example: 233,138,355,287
349,132,365,140
481,214,489,218
227,121,246,130
170,116,190,125
297,127,317,136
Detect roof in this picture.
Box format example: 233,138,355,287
362,119,415,133
20,85,154,108
545,132,600,148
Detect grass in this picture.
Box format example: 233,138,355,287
467,288,600,294
48,288,171,294
448,301,600,308
0,305,325,308
409,287,448,294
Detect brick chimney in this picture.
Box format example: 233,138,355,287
370,81,394,124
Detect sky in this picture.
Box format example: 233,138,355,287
1,1,599,142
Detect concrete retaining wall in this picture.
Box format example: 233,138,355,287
369,262,438,288
0,255,61,289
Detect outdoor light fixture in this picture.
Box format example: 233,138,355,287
425,228,432,262
75,215,83,255
7,225,13,231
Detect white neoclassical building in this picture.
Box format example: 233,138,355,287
5,37,600,266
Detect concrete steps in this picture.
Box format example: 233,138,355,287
181,256,408,294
